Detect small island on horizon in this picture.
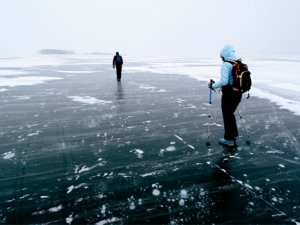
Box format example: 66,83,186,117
38,49,74,55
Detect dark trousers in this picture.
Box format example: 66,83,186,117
116,65,122,81
221,86,242,140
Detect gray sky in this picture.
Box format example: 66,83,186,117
1,0,300,57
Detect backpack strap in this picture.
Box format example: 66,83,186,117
224,60,240,64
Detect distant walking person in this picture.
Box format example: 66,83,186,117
113,52,123,82
208,45,242,147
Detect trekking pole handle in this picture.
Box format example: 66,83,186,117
209,79,215,90
209,79,215,104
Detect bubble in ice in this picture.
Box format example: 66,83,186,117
179,199,185,206
170,220,177,225
152,189,161,196
129,202,136,210
138,198,143,205
166,146,176,152
152,183,160,189
199,189,206,196
101,205,106,214
180,190,188,199
254,186,261,191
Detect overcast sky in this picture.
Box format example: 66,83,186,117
1,0,300,57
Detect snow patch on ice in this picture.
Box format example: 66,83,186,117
266,150,284,154
138,84,167,93
188,144,195,150
78,166,91,173
251,87,300,116
15,96,31,100
56,70,95,74
244,184,253,189
40,196,49,199
66,213,73,224
48,204,63,213
187,104,197,109
142,120,152,124
67,185,75,194
2,151,15,160
292,220,300,225
130,148,144,158
0,76,62,87
95,217,121,225
140,171,160,177
174,134,183,141
32,210,46,215
28,131,41,136
127,57,300,117
0,70,28,76
203,122,223,127
68,96,112,105
270,83,300,93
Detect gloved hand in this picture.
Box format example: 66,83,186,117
208,79,215,90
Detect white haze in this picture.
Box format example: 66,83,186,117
0,0,300,57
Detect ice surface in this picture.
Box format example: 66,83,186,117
1,55,300,224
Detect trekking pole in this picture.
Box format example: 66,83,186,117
237,108,251,144
206,79,215,146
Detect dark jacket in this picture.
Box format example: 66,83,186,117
113,55,123,68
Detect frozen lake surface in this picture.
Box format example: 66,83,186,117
0,55,300,224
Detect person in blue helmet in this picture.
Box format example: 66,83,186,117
208,45,242,147
113,52,123,82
